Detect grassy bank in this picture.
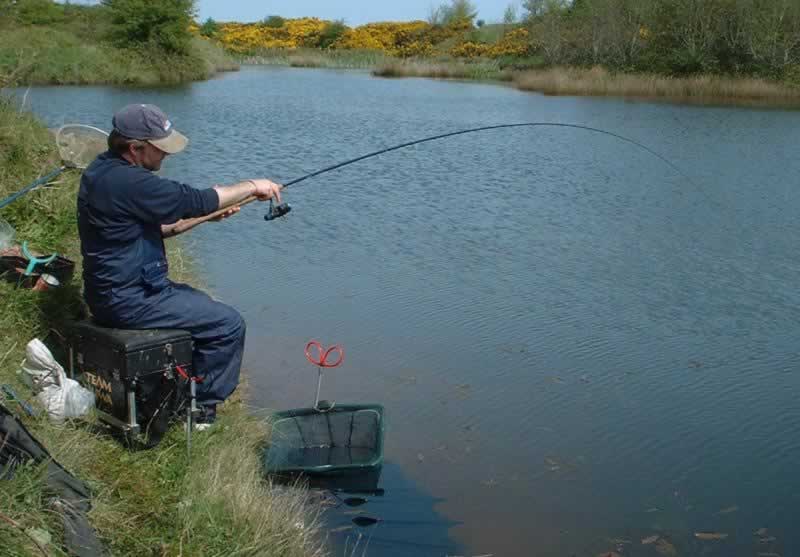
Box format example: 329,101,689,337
238,48,511,80
372,60,800,105
237,47,800,106
0,25,237,86
512,66,800,106
0,98,324,556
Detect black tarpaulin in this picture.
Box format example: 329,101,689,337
0,402,106,556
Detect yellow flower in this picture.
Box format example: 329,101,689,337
214,17,524,58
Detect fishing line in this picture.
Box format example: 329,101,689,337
191,122,703,227
281,122,698,190
257,122,702,221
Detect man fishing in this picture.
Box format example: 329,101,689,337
77,103,282,428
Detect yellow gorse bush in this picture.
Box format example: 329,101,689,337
219,18,330,52
451,41,492,58
335,21,430,54
452,28,530,58
489,28,530,57
211,17,531,59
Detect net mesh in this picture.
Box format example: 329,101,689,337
267,408,381,470
0,219,15,252
55,125,108,169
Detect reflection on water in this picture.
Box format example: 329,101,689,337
16,67,800,556
317,463,463,557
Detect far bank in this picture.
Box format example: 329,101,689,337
237,49,800,108
0,29,238,87
0,2,238,87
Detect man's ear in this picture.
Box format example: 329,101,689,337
127,142,144,159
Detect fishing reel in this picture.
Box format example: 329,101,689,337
264,199,292,222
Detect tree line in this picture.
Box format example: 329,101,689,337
521,0,800,79
5,0,798,81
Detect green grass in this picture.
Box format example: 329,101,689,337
0,26,238,86
0,98,324,556
468,23,510,44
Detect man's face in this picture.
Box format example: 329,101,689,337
130,142,168,171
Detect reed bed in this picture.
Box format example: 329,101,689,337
372,58,511,81
513,66,800,105
242,48,388,70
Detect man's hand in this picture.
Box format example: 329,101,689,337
249,179,283,203
170,179,286,238
213,179,284,214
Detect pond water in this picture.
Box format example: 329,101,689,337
16,66,800,556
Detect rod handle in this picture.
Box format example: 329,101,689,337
171,195,260,235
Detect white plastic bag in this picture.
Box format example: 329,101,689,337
38,378,95,423
20,339,95,422
21,338,63,392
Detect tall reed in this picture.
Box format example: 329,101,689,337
373,59,511,81
513,66,800,105
242,48,388,70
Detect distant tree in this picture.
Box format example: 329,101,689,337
263,15,285,28
504,3,518,25
476,19,485,27
102,0,195,55
318,19,347,48
522,0,545,20
568,0,650,67
15,0,64,25
740,0,800,73
427,4,444,25
199,16,218,38
435,0,478,26
528,0,569,63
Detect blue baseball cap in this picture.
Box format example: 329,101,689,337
112,104,188,154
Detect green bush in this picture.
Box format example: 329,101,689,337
784,65,800,87
0,26,236,85
102,0,195,55
199,16,218,38
318,20,347,49
263,15,285,28
14,0,64,25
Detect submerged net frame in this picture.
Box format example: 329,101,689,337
265,404,385,475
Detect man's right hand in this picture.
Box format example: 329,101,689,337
250,179,283,203
214,179,283,214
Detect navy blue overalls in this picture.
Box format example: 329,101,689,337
77,151,245,406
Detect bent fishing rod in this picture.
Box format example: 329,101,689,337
172,122,699,235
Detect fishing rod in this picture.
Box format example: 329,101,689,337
173,122,699,233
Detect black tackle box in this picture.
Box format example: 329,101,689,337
68,320,193,447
